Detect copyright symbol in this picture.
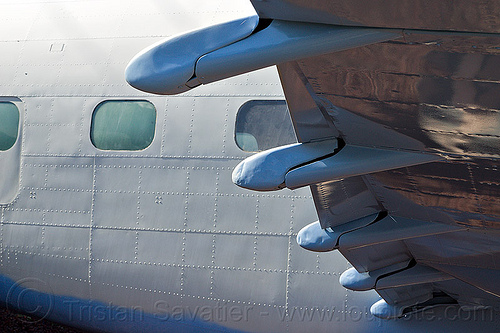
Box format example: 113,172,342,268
6,278,54,323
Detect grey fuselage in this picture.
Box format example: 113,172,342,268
0,0,498,332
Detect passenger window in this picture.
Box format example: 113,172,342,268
0,102,19,151
235,100,296,152
91,100,156,150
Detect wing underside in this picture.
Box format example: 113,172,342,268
125,0,500,319
274,29,500,317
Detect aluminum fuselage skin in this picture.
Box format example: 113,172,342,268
0,0,498,332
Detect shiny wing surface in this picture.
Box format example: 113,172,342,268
122,0,500,328
273,25,500,319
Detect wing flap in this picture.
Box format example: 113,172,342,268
275,57,500,319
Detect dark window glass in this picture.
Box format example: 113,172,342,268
0,102,19,151
235,100,296,152
91,100,156,150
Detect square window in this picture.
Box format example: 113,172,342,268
91,100,156,150
235,100,296,152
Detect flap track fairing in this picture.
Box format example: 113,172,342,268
126,17,399,95
232,139,442,191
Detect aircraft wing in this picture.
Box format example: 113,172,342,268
263,1,500,318
126,0,500,319
276,57,500,318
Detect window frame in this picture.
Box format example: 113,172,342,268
90,99,157,151
234,99,296,152
0,101,20,152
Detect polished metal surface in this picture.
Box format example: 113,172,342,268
127,15,398,95
291,30,500,228
274,21,500,318
125,15,259,94
278,61,339,142
251,0,500,33
296,32,500,158
272,29,500,278
0,0,499,331
196,21,397,86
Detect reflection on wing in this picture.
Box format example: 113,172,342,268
126,17,398,95
274,51,500,318
125,1,500,322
